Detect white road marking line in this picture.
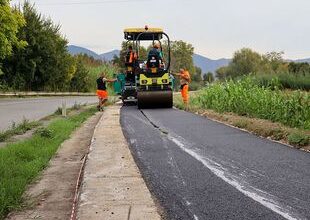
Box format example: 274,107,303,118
167,133,304,220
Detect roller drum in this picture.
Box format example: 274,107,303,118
137,90,173,109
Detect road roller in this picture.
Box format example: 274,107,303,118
115,26,174,108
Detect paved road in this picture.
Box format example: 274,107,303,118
120,106,310,220
0,96,97,131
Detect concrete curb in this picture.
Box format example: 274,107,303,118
77,105,160,220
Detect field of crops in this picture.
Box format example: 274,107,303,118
254,73,310,91
190,78,310,130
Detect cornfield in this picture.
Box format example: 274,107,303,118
191,78,310,130
87,64,119,93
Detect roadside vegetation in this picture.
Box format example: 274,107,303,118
0,119,41,142
0,107,97,219
216,49,310,91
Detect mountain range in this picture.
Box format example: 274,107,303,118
67,45,310,74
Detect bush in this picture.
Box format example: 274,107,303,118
34,127,53,138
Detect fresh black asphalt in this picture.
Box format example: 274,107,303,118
120,106,310,220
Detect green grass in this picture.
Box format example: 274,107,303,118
0,107,97,219
0,119,41,142
186,77,310,130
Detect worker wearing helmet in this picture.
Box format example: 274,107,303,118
96,72,116,111
173,68,191,111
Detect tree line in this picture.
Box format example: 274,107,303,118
215,48,310,90
0,1,100,92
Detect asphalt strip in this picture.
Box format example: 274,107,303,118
140,109,304,220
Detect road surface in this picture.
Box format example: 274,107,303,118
0,96,97,131
120,106,310,220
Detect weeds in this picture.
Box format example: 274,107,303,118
72,102,81,110
34,127,53,138
0,107,97,218
0,119,41,142
54,107,62,115
288,132,309,147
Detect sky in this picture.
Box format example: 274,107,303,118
10,0,310,59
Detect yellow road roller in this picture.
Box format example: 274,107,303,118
119,26,174,109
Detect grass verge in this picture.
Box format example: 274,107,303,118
0,119,41,142
174,94,310,150
0,107,97,219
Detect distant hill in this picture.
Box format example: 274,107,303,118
193,54,230,75
294,58,310,63
100,50,120,61
67,45,102,60
67,45,120,61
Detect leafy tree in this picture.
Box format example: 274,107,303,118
288,62,310,76
229,48,264,77
263,51,287,73
112,54,120,66
216,66,230,80
0,0,26,74
204,72,214,83
192,66,202,81
169,40,195,74
70,58,90,92
215,48,275,79
1,2,73,91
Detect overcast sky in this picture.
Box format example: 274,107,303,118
10,0,310,59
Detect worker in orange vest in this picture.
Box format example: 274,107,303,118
125,45,137,64
173,68,191,111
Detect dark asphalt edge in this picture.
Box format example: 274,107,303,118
173,107,309,153
119,108,168,220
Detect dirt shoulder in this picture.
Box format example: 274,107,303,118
6,112,102,220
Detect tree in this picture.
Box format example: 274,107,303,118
215,48,268,79
1,1,74,91
169,40,195,74
216,66,230,80
264,51,286,73
229,48,264,77
0,0,26,74
70,58,90,92
204,72,214,83
192,66,202,82
112,54,120,66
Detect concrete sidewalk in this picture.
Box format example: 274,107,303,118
77,105,160,220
